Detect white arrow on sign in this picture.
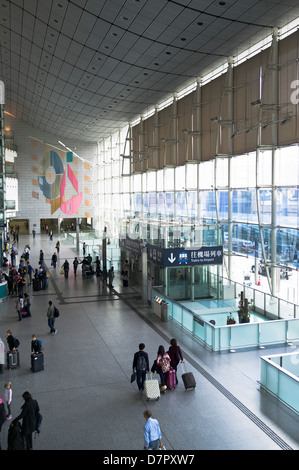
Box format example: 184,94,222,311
168,253,176,264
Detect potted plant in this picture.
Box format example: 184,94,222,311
227,313,236,325
237,291,253,323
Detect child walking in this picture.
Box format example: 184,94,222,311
4,382,12,420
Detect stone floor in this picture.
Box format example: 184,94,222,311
0,233,298,452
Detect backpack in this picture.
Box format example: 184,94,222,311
54,306,60,318
136,354,147,371
14,338,20,349
161,354,170,373
36,339,44,351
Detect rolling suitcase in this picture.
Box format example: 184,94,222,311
21,308,30,318
144,373,160,401
165,367,176,390
181,362,196,390
31,352,44,372
7,350,20,369
33,278,40,291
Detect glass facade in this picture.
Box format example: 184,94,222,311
96,135,299,303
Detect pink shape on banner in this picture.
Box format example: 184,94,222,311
60,192,83,215
60,167,83,215
67,164,78,192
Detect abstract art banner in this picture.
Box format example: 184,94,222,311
31,140,93,218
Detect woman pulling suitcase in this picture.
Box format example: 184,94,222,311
168,338,184,385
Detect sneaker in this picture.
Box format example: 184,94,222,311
54,330,57,334
6,415,12,420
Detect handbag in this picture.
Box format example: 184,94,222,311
130,372,136,383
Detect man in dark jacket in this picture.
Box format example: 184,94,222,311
11,391,40,450
132,343,149,394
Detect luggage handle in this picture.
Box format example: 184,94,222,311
181,361,188,374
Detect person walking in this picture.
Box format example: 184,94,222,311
56,240,60,255
16,294,24,322
73,257,79,277
47,300,57,335
143,409,163,450
10,391,40,450
168,338,183,385
27,261,33,286
51,252,57,268
62,259,69,278
108,266,114,288
156,345,171,392
95,256,100,277
132,343,149,395
4,381,13,420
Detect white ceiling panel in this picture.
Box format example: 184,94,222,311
1,0,299,141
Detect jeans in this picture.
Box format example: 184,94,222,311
136,370,146,390
48,317,56,333
158,369,165,387
148,439,160,450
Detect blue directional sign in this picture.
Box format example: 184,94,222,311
147,244,223,267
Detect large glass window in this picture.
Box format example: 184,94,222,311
231,153,256,188
199,161,214,189
186,163,198,190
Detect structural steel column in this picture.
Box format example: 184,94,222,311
0,103,6,256
227,57,234,282
271,28,279,297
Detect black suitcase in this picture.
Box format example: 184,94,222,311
7,350,20,369
33,278,40,291
31,352,44,372
181,363,196,390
